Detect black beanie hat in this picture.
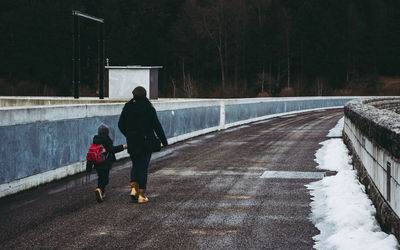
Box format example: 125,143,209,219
98,123,109,136
132,86,147,98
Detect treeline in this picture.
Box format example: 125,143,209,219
1,0,400,98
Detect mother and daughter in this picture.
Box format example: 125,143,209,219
86,86,168,204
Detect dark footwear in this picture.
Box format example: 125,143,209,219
95,188,103,203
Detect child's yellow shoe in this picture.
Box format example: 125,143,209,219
95,188,103,203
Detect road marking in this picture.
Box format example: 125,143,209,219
260,171,325,179
223,195,252,199
154,169,261,176
187,139,202,144
190,229,238,236
280,114,297,118
154,169,325,179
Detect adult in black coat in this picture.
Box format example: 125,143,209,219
118,86,168,203
86,124,127,202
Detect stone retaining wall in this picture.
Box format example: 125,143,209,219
344,97,400,240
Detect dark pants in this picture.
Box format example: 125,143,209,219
130,153,152,189
96,168,110,193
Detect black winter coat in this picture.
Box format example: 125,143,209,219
87,134,124,170
118,97,168,155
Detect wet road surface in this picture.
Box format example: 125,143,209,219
0,109,343,249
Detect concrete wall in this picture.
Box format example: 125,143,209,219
344,97,400,239
0,96,126,107
0,97,353,198
224,98,348,126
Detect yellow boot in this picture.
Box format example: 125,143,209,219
130,182,138,201
138,189,149,203
95,188,103,203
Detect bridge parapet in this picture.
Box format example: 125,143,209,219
0,96,127,107
344,97,400,240
0,96,353,198
364,97,400,114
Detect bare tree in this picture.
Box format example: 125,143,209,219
316,76,324,96
198,0,227,95
281,8,292,89
170,77,177,98
183,74,196,98
182,58,196,98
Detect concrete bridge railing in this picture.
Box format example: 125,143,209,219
344,97,400,239
0,96,353,198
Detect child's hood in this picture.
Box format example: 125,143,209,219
93,123,112,145
98,124,109,136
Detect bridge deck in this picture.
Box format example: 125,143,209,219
0,109,343,249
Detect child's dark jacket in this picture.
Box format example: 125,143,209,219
86,130,124,171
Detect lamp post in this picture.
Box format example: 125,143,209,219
72,10,104,99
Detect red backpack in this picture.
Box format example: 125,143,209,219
86,144,108,164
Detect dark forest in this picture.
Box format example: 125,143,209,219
1,0,400,98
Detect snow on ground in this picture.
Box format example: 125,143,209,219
306,117,399,250
327,117,344,137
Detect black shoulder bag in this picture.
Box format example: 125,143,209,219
143,135,161,152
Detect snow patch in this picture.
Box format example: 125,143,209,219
327,116,344,137
306,117,399,250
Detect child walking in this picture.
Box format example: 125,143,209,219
86,124,127,202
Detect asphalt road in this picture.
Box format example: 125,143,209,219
0,108,344,249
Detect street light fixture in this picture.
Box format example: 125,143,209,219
72,10,104,99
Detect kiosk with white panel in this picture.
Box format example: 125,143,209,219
106,66,162,99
